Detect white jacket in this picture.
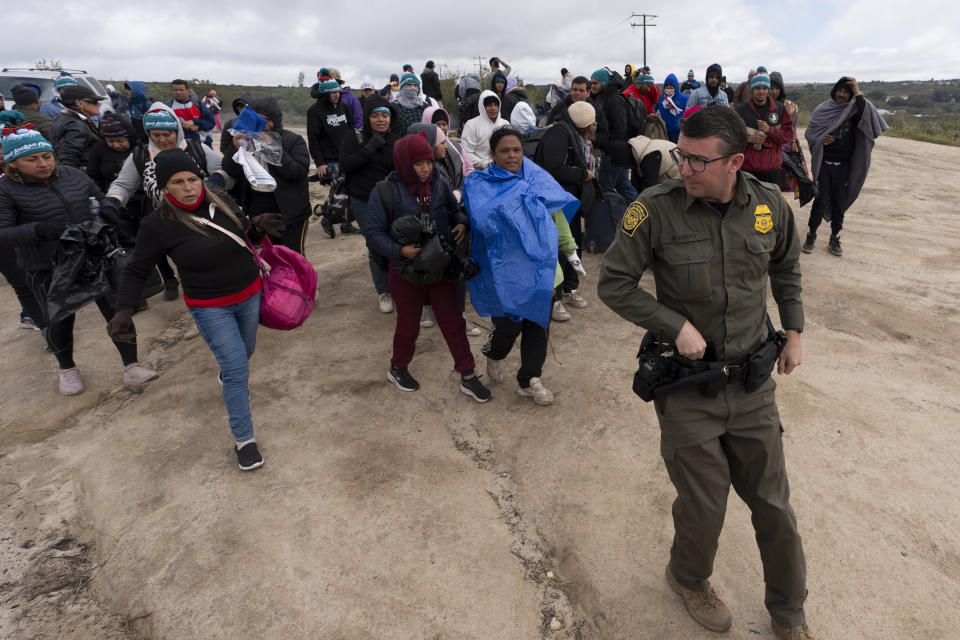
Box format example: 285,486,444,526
461,90,509,170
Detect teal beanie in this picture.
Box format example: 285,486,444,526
316,79,341,94
399,72,420,88
2,128,54,162
751,73,771,90
143,109,179,131
591,68,612,85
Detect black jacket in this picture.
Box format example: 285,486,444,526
500,88,530,122
550,95,610,151
0,165,117,272
593,79,628,144
338,95,400,201
420,68,443,102
535,121,596,213
306,96,350,165
50,109,101,169
116,192,262,309
221,97,312,225
86,140,135,192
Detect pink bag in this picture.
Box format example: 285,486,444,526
245,235,318,330
190,212,317,330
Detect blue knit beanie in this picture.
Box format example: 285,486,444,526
143,109,179,131
55,76,79,90
316,79,341,94
591,68,612,85
751,73,771,90
399,72,420,89
2,128,54,162
636,73,655,85
756,65,768,74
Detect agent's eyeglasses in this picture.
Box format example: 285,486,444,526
669,148,733,173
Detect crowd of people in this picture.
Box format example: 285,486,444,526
0,57,889,639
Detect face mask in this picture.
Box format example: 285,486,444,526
664,87,675,97
401,85,419,99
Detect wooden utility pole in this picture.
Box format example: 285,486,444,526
473,56,485,76
630,13,657,67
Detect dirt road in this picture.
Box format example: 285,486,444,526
1,133,958,639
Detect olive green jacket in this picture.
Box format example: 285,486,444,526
597,172,803,360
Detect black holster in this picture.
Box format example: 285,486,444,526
743,321,788,392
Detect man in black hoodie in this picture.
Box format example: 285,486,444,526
420,61,444,106
549,76,610,150
338,94,401,312
222,97,313,255
590,68,637,202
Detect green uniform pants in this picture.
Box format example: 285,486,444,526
656,378,807,627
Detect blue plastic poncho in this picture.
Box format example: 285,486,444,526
464,157,579,328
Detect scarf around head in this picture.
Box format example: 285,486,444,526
397,84,422,109
394,132,435,213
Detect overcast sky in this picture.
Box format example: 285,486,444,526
3,0,958,88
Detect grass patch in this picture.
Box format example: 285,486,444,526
882,114,960,147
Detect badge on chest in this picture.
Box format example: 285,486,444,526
754,204,773,234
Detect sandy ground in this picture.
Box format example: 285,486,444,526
1,132,959,640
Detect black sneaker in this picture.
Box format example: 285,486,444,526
828,233,843,256
387,366,420,392
319,217,336,239
460,375,492,403
340,222,362,235
235,441,264,471
801,232,816,254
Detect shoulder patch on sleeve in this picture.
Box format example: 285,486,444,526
621,201,649,237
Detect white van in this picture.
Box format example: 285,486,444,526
0,68,114,116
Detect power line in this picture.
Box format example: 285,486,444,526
630,13,657,67
537,16,634,60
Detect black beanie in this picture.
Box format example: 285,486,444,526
155,148,203,189
12,84,40,106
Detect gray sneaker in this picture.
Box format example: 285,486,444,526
665,564,732,633
123,362,158,387
378,293,394,314
563,289,587,308
801,232,816,254
551,300,570,322
420,307,435,328
517,377,553,405
58,367,85,396
486,356,504,384
828,233,843,256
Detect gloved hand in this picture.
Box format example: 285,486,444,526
366,133,386,150
35,222,67,241
98,198,121,225
566,253,587,277
206,173,226,189
252,213,286,238
106,307,136,342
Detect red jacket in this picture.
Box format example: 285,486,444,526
735,97,795,172
622,83,659,114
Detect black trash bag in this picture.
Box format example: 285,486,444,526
389,213,454,285
781,150,818,207
46,219,123,324
314,166,349,224
443,231,479,282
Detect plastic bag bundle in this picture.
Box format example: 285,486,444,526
46,219,122,323
229,106,283,167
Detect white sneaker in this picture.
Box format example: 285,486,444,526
564,289,588,308
486,356,504,384
552,300,570,322
420,307,435,328
58,367,85,396
123,362,159,387
465,320,482,336
517,377,553,405
378,293,394,314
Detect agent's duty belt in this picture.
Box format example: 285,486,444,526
632,318,787,402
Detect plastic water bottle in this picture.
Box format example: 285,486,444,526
89,197,100,217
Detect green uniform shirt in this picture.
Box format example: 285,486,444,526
597,172,803,361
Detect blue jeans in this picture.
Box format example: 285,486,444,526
189,292,260,442
350,196,390,295
598,153,639,202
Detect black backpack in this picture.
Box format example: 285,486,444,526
622,95,648,139
522,126,553,160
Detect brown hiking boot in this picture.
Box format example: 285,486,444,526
772,619,816,639
665,564,732,632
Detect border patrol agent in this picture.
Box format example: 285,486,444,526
598,106,814,640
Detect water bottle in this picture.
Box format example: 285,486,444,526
89,197,100,217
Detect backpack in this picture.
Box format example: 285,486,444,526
622,95,648,139
522,126,553,160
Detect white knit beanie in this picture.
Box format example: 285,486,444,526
568,101,596,129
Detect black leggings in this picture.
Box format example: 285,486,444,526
482,308,552,387
0,248,44,320
25,271,139,369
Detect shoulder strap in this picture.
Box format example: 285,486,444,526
189,207,264,268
